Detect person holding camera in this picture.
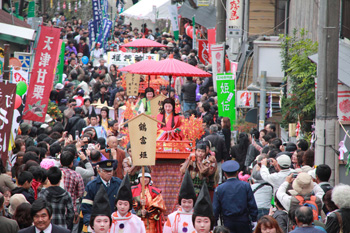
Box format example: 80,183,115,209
260,154,294,192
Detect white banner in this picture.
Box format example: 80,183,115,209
14,52,32,72
12,69,29,84
168,5,179,32
211,43,225,91
107,52,159,66
226,0,243,37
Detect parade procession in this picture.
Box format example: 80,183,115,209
0,0,350,232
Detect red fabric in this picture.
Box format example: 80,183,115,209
120,38,166,48
23,26,61,122
131,183,162,200
119,58,157,73
31,179,41,200
156,113,183,141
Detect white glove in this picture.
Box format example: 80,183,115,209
252,221,257,230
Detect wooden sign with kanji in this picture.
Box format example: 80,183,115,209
126,73,141,96
150,94,167,117
127,113,161,166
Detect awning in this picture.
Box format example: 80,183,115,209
0,23,35,41
121,0,171,22
178,0,216,29
309,39,350,87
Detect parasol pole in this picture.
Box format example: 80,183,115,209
141,166,145,217
168,74,172,97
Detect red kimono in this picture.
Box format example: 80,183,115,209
156,113,183,141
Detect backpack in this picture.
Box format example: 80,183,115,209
294,195,319,221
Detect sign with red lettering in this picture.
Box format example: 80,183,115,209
198,39,209,65
23,26,61,122
0,82,16,164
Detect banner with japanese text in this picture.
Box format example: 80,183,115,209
23,26,61,122
55,40,65,84
217,73,236,130
0,82,17,164
128,114,157,166
168,5,179,41
211,43,225,91
126,73,141,96
11,69,29,84
198,39,209,65
14,52,32,72
107,52,159,66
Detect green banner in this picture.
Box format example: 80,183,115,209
217,73,236,130
15,2,19,17
55,41,66,84
28,1,35,18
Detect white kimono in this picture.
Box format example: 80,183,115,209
110,211,146,233
163,208,195,233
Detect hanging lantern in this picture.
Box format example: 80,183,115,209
63,1,66,9
68,2,71,11
74,1,77,12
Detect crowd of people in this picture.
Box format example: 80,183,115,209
1,12,349,233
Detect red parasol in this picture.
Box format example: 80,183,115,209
132,55,211,77
120,38,167,48
132,55,211,92
118,56,158,73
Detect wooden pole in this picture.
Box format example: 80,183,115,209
3,44,10,81
141,166,145,217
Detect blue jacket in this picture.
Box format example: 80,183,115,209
213,177,258,223
81,175,122,226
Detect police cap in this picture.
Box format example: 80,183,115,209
97,159,114,171
222,160,240,173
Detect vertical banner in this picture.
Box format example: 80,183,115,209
55,40,65,84
168,5,179,41
217,73,236,130
192,16,196,50
0,82,17,164
126,73,141,96
128,114,158,166
198,39,209,65
211,43,225,91
226,0,243,37
150,95,166,117
23,26,61,122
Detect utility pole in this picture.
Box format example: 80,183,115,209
3,44,10,81
315,0,340,186
216,0,226,44
259,71,266,131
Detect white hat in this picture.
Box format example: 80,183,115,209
277,154,291,169
55,83,64,90
138,172,151,179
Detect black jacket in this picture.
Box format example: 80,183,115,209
205,133,228,162
65,114,87,136
18,224,71,233
326,208,350,233
181,80,197,103
11,187,34,204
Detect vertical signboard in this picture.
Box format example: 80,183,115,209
217,73,236,130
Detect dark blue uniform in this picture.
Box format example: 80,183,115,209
81,175,121,227
213,177,258,233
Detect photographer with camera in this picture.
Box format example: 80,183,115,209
260,154,295,192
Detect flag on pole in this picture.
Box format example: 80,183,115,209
339,132,349,160
266,92,272,118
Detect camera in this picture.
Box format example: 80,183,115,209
266,158,272,167
292,173,298,178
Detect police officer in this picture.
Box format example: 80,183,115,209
80,160,121,232
213,160,258,233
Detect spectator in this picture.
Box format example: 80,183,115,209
38,166,74,230
0,192,19,232
13,202,32,229
290,206,325,233
18,198,70,233
65,107,86,137
244,128,262,169
297,139,308,151
0,159,16,190
325,184,350,233
11,171,34,204
204,124,228,183
181,77,197,112
230,132,250,171
59,151,85,214
315,164,333,214
253,215,283,233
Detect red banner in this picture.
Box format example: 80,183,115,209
198,39,209,66
0,82,17,164
23,26,61,122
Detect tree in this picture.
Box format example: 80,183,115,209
280,29,318,133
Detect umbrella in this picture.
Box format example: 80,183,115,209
119,57,159,86
132,55,211,93
118,56,158,73
120,38,167,48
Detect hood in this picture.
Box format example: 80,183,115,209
44,186,67,200
11,187,28,194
